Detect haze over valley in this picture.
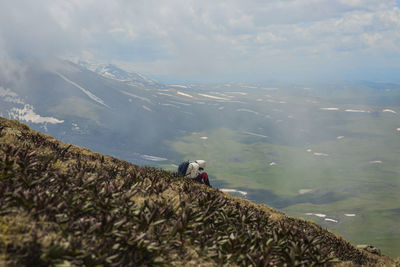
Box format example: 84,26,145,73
1,60,399,256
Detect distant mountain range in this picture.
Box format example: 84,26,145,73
1,59,399,167
76,61,163,88
0,60,197,164
0,60,263,165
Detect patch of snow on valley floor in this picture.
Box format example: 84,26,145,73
161,103,180,108
382,109,397,114
324,218,338,223
299,189,313,194
200,136,208,140
369,160,382,164
220,188,247,196
168,101,191,106
227,91,248,95
171,85,188,88
243,131,268,138
177,91,193,98
240,85,257,89
236,109,259,115
320,107,339,111
141,155,167,161
269,162,277,166
305,213,326,218
198,93,230,101
337,136,344,140
313,152,329,157
157,92,174,97
345,109,369,113
142,105,153,112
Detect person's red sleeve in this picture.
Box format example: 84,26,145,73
203,173,211,187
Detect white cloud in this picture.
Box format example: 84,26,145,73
1,0,399,81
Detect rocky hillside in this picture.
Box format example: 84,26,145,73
0,117,397,266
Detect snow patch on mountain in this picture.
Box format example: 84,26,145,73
157,92,174,97
0,87,25,104
170,84,188,88
198,93,230,101
121,90,152,103
243,131,268,138
1,87,64,125
177,91,193,98
77,61,159,86
9,104,64,124
168,100,191,106
142,105,153,112
161,103,180,109
236,109,259,115
56,72,110,108
72,123,80,131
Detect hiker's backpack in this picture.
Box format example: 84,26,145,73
177,161,190,176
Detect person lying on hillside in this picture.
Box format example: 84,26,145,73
184,160,211,187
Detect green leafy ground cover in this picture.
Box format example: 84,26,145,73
167,124,400,258
0,117,396,266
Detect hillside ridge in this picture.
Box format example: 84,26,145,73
0,116,397,266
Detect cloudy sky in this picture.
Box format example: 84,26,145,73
1,0,400,82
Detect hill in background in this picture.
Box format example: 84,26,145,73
0,116,397,266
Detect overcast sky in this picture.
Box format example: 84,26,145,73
1,0,400,83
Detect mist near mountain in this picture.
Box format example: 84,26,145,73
1,59,400,256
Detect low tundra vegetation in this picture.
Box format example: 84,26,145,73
0,117,393,266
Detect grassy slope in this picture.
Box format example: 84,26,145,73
0,117,396,266
168,126,400,257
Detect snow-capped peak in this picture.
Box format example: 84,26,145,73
77,60,160,87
